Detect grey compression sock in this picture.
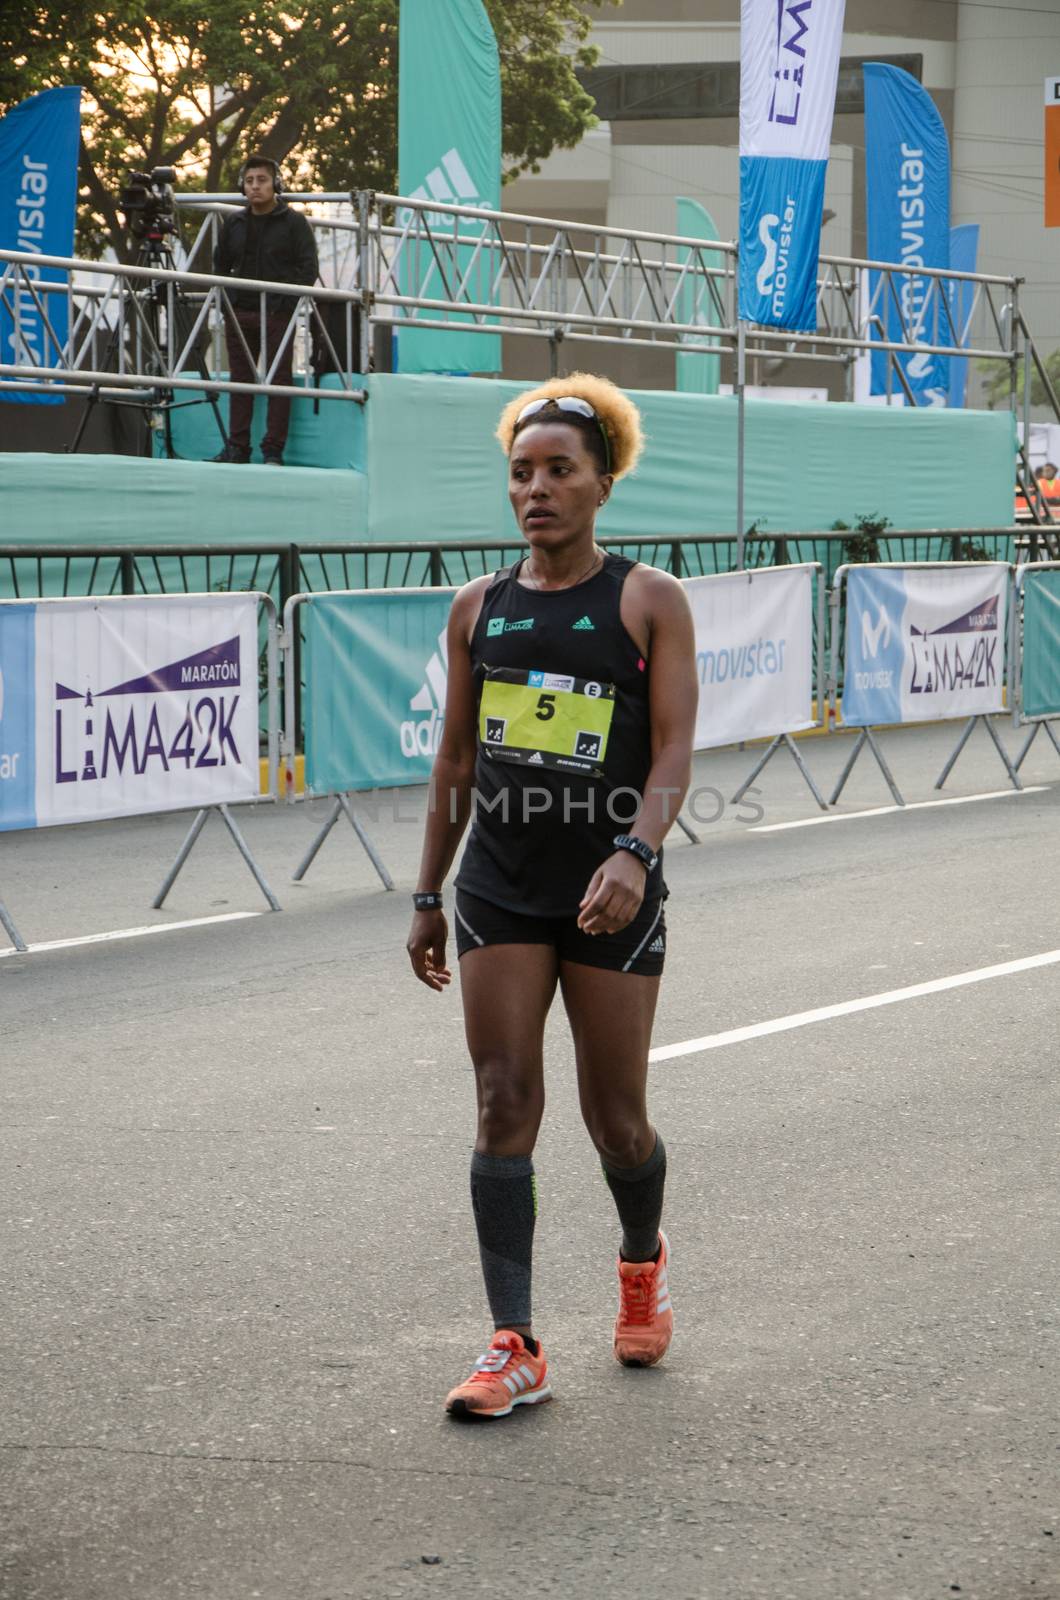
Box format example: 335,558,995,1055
602,1134,667,1263
469,1152,537,1330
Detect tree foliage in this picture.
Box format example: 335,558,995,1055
0,0,617,258
979,345,1060,412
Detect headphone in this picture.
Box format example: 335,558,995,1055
239,157,283,196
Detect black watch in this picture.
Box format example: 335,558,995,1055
412,891,444,912
612,834,658,873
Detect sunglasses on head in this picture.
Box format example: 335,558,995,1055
514,395,611,473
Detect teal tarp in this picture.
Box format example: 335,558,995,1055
362,374,1017,539
0,374,1016,557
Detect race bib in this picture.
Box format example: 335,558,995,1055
479,666,616,777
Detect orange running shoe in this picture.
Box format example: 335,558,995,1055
445,1330,552,1419
613,1229,673,1367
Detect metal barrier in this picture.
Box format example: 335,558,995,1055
0,249,367,410
8,184,1060,546
828,561,1018,805
1010,561,1060,772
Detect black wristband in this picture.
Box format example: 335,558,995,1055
412,891,444,912
612,834,659,873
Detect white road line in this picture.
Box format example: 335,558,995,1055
750,787,1047,833
0,911,261,960
649,948,1060,1062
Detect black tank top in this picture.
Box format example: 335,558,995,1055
455,552,665,917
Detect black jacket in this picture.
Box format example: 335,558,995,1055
214,199,319,313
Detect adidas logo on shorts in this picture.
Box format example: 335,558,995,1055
647,935,665,955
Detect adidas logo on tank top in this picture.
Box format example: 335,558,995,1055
572,615,595,630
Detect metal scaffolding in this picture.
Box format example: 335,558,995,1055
3,187,1058,545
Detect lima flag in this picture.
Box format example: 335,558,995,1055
0,85,81,405
739,0,846,331
398,0,501,374
865,64,950,406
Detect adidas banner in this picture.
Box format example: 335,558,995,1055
301,589,457,794
738,0,846,331
0,595,261,832
1020,567,1060,721
841,564,1008,728
685,565,816,750
397,0,501,374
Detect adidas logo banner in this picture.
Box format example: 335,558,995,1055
301,589,457,794
397,0,502,374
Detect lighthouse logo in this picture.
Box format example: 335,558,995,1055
34,601,260,828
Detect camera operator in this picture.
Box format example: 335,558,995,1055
211,156,318,467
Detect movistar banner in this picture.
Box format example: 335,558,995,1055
947,223,979,409
841,564,1008,727
738,0,846,331
865,64,950,406
1021,568,1060,720
302,589,456,793
676,197,722,395
685,565,816,748
0,85,81,406
0,595,261,832
398,0,501,375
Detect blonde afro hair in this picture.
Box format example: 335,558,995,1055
496,372,644,480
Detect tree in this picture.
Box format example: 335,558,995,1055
978,345,1060,413
0,0,617,260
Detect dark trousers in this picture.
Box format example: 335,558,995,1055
224,308,296,456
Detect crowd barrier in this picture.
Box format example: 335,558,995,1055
829,561,1017,804
282,567,826,880
4,564,1059,946
686,563,827,810
1011,562,1060,773
281,587,456,886
0,592,280,950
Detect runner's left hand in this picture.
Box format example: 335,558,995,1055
577,852,647,936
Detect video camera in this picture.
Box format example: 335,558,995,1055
120,167,178,244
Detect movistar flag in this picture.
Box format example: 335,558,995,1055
947,222,979,409
398,0,501,375
738,0,846,331
0,85,81,405
865,64,950,406
676,197,722,395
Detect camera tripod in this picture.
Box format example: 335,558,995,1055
67,227,229,459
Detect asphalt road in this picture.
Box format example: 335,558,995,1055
1,722,1058,1600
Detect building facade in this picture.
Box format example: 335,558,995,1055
502,0,1060,402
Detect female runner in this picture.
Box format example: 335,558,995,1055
407,374,697,1418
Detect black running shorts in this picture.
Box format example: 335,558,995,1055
453,889,666,976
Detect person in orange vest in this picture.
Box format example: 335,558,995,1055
1037,462,1060,501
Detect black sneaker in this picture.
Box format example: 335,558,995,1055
262,451,284,467
210,445,250,464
